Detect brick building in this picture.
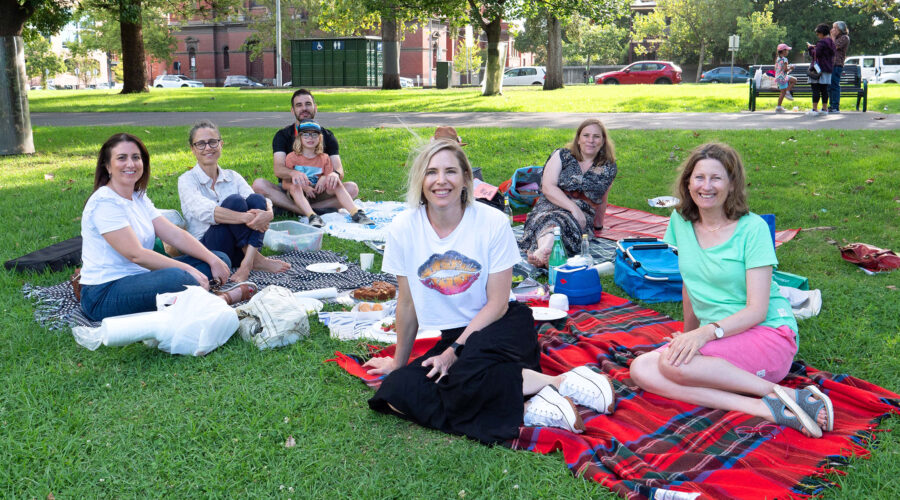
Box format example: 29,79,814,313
156,10,533,87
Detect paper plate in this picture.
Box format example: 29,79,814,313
306,262,348,273
365,316,441,342
530,307,567,321
648,196,680,208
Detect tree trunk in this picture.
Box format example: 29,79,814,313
120,0,148,94
543,14,563,90
0,35,34,155
482,16,503,96
381,14,400,90
695,40,706,83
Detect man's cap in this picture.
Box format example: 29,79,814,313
777,43,792,51
296,120,322,133
433,125,466,146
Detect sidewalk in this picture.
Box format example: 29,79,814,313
31,111,900,130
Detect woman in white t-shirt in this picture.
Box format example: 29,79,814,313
80,133,254,322
362,139,616,444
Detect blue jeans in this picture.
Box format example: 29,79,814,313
80,252,231,321
200,193,266,267
829,65,843,111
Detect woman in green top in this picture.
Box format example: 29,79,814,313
630,143,833,438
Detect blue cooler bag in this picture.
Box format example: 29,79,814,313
614,238,682,302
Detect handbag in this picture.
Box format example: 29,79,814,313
807,64,821,80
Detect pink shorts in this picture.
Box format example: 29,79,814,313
658,325,798,383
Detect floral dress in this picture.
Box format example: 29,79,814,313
519,148,617,256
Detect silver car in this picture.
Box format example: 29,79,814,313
153,74,204,88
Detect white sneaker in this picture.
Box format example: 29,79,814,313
818,110,829,116
806,110,820,116
559,366,617,414
775,106,786,113
785,91,794,101
524,386,584,433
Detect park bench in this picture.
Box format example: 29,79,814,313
748,63,866,111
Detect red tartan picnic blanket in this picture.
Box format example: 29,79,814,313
512,204,800,248
328,293,899,500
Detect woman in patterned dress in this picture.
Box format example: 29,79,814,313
519,119,617,267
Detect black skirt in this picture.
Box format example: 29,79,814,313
368,301,541,444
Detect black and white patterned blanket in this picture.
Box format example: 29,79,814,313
23,250,397,330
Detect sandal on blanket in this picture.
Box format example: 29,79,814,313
792,385,834,432
762,386,822,438
216,281,258,305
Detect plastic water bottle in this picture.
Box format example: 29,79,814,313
504,193,513,225
580,233,593,267
548,227,567,293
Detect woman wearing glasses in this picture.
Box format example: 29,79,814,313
80,133,241,322
178,120,290,284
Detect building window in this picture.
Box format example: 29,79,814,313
188,47,196,71
223,46,230,70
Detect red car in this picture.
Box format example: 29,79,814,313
595,61,682,85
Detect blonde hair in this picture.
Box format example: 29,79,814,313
566,118,616,165
292,132,324,156
405,140,474,208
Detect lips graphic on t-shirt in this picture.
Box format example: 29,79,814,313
417,250,482,295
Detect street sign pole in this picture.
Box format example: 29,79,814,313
728,35,740,83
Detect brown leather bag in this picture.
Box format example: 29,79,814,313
70,268,82,301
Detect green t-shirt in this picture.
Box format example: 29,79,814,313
664,211,798,335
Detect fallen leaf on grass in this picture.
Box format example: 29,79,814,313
692,132,700,137
825,237,838,245
44,173,55,180
143,130,151,134
800,226,836,232
284,436,296,448
67,179,75,184
62,187,71,191
887,286,897,291
812,192,821,196
791,171,798,175
865,178,874,184
373,189,384,193
48,493,55,500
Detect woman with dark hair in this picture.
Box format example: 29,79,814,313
178,120,289,283
519,118,617,267
630,143,833,439
828,21,850,113
362,140,616,444
80,133,249,322
806,23,836,116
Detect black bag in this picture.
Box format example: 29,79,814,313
807,64,821,80
4,236,82,273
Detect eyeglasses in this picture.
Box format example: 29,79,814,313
300,132,320,139
192,139,221,150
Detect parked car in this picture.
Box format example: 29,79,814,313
699,66,750,83
845,54,900,83
595,61,682,85
399,76,414,88
223,75,265,87
153,74,204,88
503,66,546,86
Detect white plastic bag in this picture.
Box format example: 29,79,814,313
754,67,762,88
235,285,311,349
72,286,238,356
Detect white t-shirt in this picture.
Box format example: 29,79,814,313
178,164,256,240
381,202,521,330
80,186,162,285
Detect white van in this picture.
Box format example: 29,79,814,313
844,54,900,83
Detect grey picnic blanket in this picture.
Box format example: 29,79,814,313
23,250,397,330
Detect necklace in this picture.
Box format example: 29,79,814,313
699,220,730,232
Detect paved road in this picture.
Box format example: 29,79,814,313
31,111,900,130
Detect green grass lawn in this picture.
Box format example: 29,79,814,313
1,126,898,498
26,83,900,114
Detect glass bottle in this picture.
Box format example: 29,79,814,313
548,227,567,293
580,233,593,267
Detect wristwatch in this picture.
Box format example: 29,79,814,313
450,342,465,356
712,322,725,339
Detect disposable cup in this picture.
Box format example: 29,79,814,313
360,253,375,271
